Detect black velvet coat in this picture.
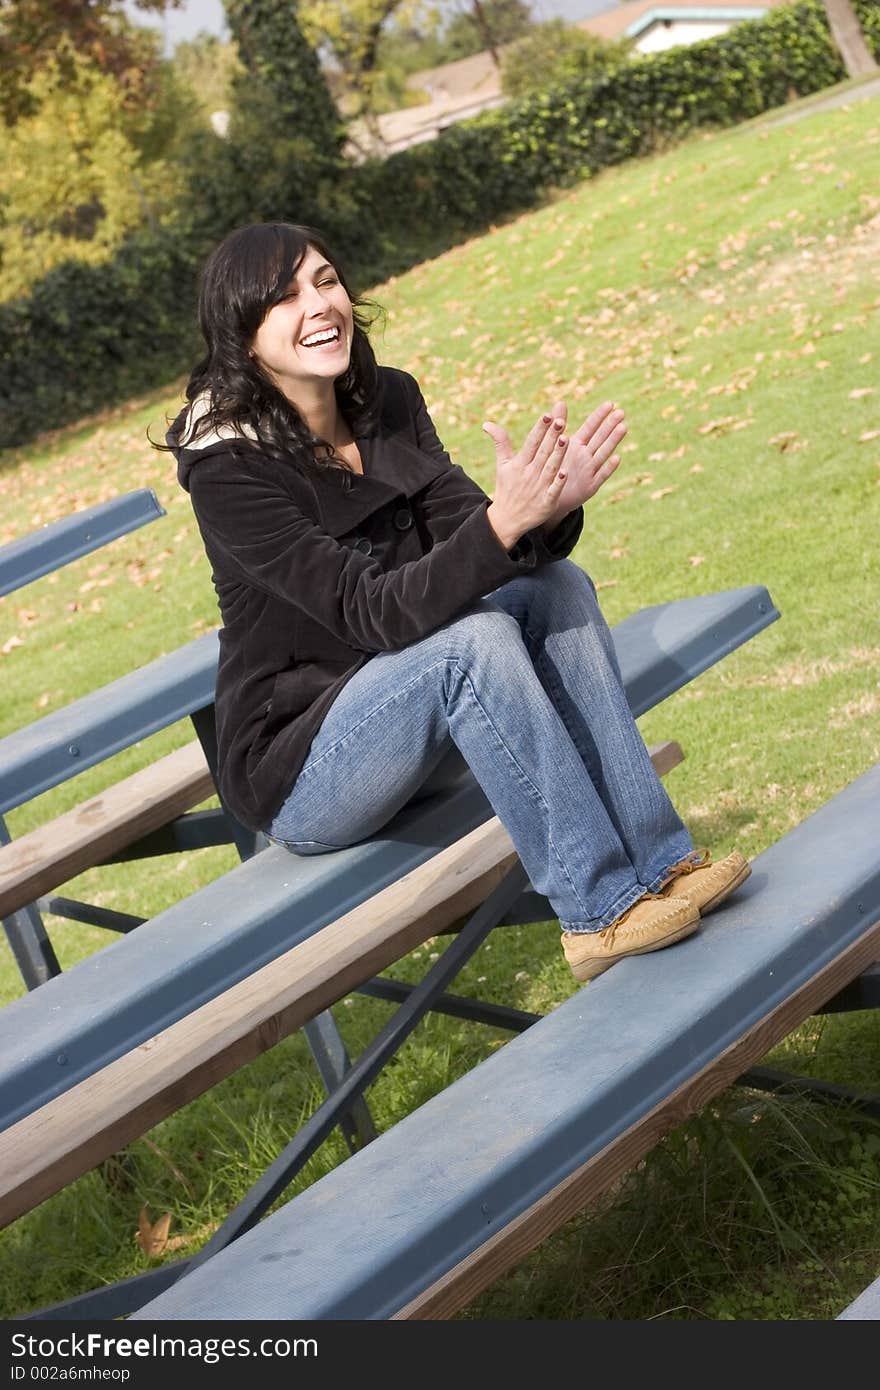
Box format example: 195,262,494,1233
171,367,583,831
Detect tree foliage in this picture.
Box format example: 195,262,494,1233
173,34,244,127
301,1,533,119
300,0,423,118
500,20,632,100
0,42,167,302
437,0,531,64
224,0,342,158
0,0,182,125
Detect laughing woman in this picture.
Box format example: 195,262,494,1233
167,222,749,982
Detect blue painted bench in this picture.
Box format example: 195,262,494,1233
0,584,781,1319
0,491,238,990
0,490,164,599
838,1273,880,1319
129,758,880,1321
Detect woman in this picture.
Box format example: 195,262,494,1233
168,221,749,983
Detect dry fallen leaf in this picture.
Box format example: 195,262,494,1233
688,555,706,566
135,1207,172,1258
849,387,874,400
1,635,24,655
769,432,802,452
858,430,880,443
650,486,677,500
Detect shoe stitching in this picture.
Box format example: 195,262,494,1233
565,895,694,958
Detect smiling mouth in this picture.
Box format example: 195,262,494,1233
300,326,341,349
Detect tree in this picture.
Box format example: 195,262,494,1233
224,0,342,160
436,0,531,65
0,0,183,125
820,0,877,78
500,19,631,100
173,33,244,128
300,0,427,122
300,1,532,123
0,42,167,301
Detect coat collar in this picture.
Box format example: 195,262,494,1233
315,419,448,537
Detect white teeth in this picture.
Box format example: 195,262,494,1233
301,327,339,347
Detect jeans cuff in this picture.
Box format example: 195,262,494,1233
643,838,699,894
560,883,647,934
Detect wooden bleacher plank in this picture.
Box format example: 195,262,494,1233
0,740,682,1229
0,491,164,598
0,817,516,1227
129,761,880,1322
642,739,682,779
0,741,215,921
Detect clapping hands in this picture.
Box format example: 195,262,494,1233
483,399,626,550
541,399,625,526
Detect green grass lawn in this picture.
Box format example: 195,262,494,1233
1,90,879,1320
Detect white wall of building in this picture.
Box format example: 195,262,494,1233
635,19,740,53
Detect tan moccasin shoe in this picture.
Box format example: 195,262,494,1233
659,848,751,915
562,892,700,983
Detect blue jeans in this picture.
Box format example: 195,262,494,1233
269,560,694,933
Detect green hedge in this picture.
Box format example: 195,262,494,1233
362,0,873,252
2,0,877,450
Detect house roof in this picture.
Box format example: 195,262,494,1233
584,0,791,41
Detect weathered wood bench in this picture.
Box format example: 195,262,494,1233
130,759,880,1321
0,585,781,1318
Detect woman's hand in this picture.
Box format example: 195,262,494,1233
482,410,571,551
541,399,626,531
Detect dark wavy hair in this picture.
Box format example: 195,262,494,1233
175,222,382,478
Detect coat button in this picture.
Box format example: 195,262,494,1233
392,507,413,531
354,536,373,554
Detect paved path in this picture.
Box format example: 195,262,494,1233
759,72,880,128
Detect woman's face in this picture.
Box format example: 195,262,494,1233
250,244,354,400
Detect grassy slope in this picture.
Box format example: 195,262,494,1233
0,93,878,1319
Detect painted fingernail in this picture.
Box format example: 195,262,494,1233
558,471,567,480
557,435,567,447
542,414,552,424
553,417,565,429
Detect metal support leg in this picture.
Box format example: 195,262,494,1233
0,814,60,988
20,1265,189,1322
356,975,541,1033
302,1012,378,1153
23,859,531,1318
183,858,531,1271
189,702,378,1154
738,1066,880,1119
37,897,146,934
